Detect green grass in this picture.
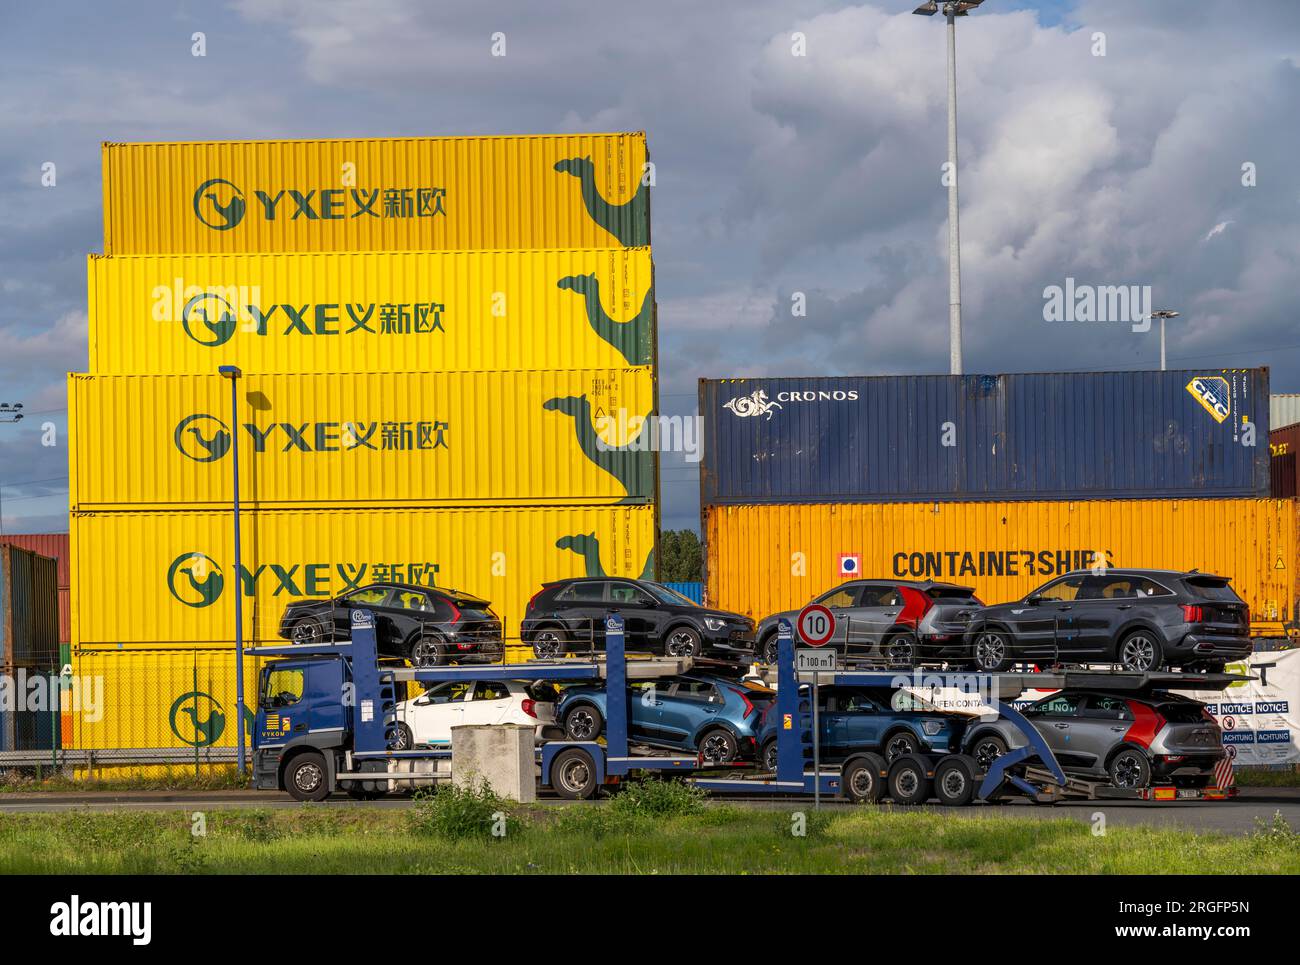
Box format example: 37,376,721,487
0,769,250,794
1234,768,1300,788
0,790,1295,874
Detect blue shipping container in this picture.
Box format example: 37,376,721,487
662,581,704,604
701,369,1270,504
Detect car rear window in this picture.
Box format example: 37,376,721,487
1156,701,1208,724
1182,577,1245,603
928,585,978,600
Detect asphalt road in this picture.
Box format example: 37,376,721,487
0,787,1296,833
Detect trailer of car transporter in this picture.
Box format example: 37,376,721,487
249,610,1244,804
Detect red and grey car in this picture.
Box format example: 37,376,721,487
962,690,1227,790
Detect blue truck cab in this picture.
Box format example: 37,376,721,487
253,654,353,800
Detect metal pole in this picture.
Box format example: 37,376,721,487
946,8,963,376
230,374,246,776
812,674,821,810
1160,317,1167,372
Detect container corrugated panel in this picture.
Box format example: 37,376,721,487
87,247,655,374
1270,422,1300,498
70,649,261,756
70,505,655,648
701,370,1271,504
101,133,649,254
0,534,69,586
0,545,60,666
69,370,656,509
705,500,1296,635
1272,395,1300,430
662,581,703,604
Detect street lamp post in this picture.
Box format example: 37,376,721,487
218,365,246,775
914,0,986,376
1149,310,1181,371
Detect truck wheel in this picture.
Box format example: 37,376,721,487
887,754,932,806
934,755,978,806
551,748,598,800
391,721,414,751
284,751,330,802
841,753,887,804
564,704,604,741
698,727,738,764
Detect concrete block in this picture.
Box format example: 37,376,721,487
450,724,536,803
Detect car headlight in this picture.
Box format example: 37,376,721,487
922,720,945,736
704,618,727,632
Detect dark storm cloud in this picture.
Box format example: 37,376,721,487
1,0,1298,534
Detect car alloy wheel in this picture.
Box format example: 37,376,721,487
763,636,779,665
974,632,1007,671
763,741,778,771
566,708,599,741
885,633,917,667
1111,751,1146,788
700,730,736,763
1119,634,1158,672
972,736,1007,770
533,630,563,659
410,637,444,667
885,733,919,762
291,619,323,643
666,629,699,657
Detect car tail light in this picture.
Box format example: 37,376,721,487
729,687,755,719
521,698,537,719
897,586,933,627
446,600,462,624
1181,604,1204,623
1161,755,1186,763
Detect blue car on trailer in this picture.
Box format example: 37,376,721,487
556,672,774,763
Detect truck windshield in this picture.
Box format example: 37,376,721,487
262,668,305,708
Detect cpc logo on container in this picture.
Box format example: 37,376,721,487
193,178,247,230
1186,376,1231,424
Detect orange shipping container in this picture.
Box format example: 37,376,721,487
705,500,1296,638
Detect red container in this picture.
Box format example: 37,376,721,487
0,534,69,643
1271,422,1300,498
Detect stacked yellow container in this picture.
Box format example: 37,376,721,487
72,133,658,767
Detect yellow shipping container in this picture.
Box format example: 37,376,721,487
101,133,649,254
69,369,656,510
71,504,655,648
706,500,1296,637
70,648,262,765
87,247,655,374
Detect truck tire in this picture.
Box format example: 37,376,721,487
841,753,887,804
887,754,933,806
551,748,599,800
284,751,330,802
934,755,978,806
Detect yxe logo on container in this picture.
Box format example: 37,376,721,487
163,554,441,609
172,413,450,462
1186,376,1231,424
190,178,446,230
175,289,445,349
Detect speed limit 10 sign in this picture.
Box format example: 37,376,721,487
796,604,836,647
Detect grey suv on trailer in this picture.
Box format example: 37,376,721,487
965,568,1251,672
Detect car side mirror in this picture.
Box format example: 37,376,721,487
1026,593,1042,605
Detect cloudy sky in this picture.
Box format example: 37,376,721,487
1,0,1297,533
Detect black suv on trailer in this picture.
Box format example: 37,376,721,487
522,578,755,659
278,583,503,666
965,569,1250,672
